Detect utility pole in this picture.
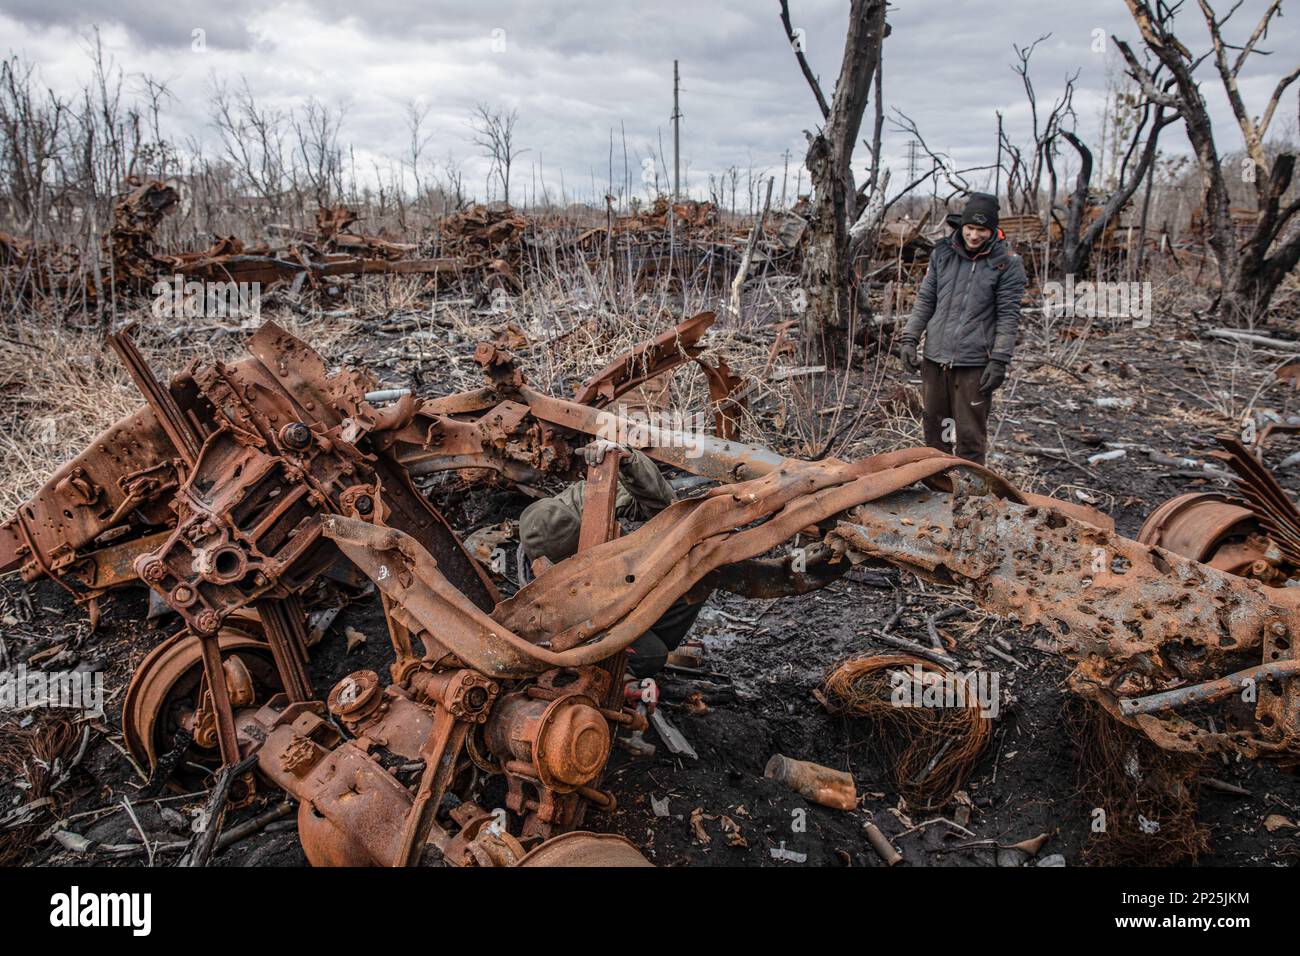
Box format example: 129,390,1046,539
995,112,1003,200
906,139,919,215
672,60,682,199
780,149,791,210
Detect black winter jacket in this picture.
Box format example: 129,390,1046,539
901,232,1025,366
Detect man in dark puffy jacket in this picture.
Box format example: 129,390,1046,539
898,193,1025,465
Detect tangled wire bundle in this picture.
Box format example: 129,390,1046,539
1065,699,1209,865
823,654,993,809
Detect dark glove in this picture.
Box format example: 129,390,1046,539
979,359,1007,393
900,342,921,372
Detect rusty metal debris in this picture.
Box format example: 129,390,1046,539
108,179,183,288
0,184,521,304
1137,436,1300,585
2,180,817,314
4,313,1300,866
764,754,857,810
830,471,1299,762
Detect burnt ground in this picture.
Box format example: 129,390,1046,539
3,314,1300,868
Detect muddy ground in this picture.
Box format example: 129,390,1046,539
3,312,1300,867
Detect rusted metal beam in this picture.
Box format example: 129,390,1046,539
574,311,716,406
107,324,202,466
1120,660,1300,716
830,482,1300,759
576,451,622,552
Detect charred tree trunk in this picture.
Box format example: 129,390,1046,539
1232,154,1300,320
781,0,888,360
1059,131,1094,278
1118,0,1300,325
800,131,854,356
1058,104,1173,278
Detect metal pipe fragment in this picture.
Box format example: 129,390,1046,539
1119,659,1300,716
863,821,903,866
764,754,857,811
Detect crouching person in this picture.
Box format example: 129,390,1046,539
519,439,702,678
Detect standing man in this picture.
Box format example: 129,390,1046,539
898,193,1025,466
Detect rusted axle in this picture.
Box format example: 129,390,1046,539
1119,659,1300,716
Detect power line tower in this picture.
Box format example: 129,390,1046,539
672,60,682,199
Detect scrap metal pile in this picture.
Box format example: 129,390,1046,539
0,185,528,306
564,196,805,291
1,182,811,309
3,313,1298,866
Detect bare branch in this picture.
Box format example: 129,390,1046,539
1230,0,1282,76
779,0,831,120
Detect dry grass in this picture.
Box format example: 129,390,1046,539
0,304,359,515
0,712,82,865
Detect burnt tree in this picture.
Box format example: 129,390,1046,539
1117,0,1300,323
1004,36,1177,278
1058,88,1178,277
780,0,888,358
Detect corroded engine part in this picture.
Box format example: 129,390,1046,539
487,691,612,792
123,619,278,772
0,322,498,615
246,658,634,866
244,696,411,866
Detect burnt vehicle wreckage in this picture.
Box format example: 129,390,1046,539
3,311,1299,867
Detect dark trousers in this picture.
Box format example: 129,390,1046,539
626,599,704,678
920,359,991,465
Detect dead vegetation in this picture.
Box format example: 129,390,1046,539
0,713,83,865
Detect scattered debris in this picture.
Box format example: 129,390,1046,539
689,807,711,845
718,814,748,848
2,312,1298,869
769,841,807,863
649,708,697,759
764,754,857,811
343,627,368,653
863,821,903,866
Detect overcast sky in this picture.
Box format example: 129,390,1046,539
2,0,1296,207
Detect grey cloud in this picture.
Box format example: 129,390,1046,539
0,0,1295,204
